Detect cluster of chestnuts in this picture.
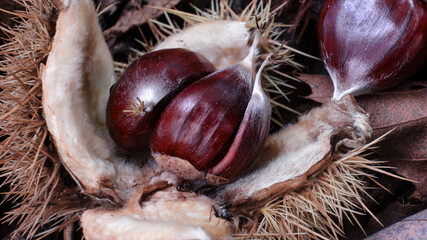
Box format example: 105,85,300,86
107,0,427,187
106,34,271,185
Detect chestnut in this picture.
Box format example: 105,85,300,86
106,48,216,152
107,33,271,185
318,0,427,100
150,34,272,185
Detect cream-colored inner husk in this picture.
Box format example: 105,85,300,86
155,20,250,70
42,0,117,194
82,189,229,240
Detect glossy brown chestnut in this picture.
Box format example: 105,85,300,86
151,65,252,175
106,48,216,151
318,0,427,100
151,35,272,185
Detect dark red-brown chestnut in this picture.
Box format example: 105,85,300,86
106,48,216,152
318,0,427,100
150,34,271,185
107,33,271,185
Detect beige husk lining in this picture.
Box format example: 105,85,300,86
0,0,404,239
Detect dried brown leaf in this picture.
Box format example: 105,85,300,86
389,160,427,201
366,199,425,234
103,0,181,38
356,88,427,162
365,209,427,240
356,87,426,201
297,73,333,103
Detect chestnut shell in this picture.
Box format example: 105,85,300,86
150,65,252,172
319,0,427,98
106,48,216,152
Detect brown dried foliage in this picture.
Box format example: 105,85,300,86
103,0,182,38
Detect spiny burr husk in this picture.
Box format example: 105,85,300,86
0,0,408,239
0,0,87,239
230,130,412,240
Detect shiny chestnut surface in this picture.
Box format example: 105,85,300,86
149,33,272,185
106,48,216,152
319,0,427,99
151,66,252,171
